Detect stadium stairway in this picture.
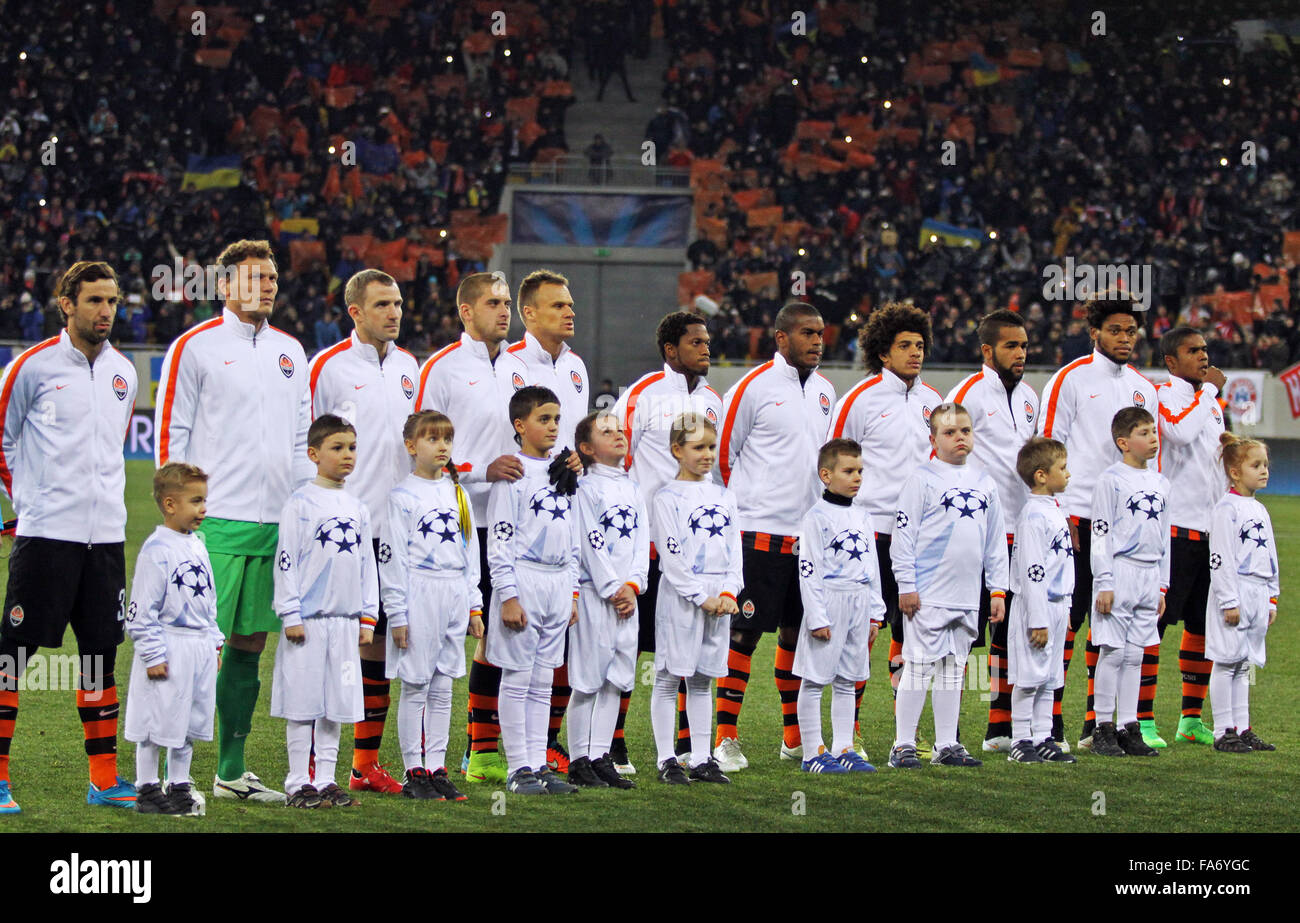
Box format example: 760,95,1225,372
563,36,667,173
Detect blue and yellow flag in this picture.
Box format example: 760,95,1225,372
1067,51,1091,74
920,218,983,249
181,154,242,191
969,52,1001,86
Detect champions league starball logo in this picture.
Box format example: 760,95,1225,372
492,521,515,542
687,504,730,536
828,529,870,561
313,517,361,553
416,508,460,543
939,488,988,519
598,504,638,539
1125,492,1164,520
528,487,570,520
169,561,212,598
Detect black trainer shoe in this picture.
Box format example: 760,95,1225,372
402,768,438,799
1239,728,1275,751
687,756,731,783
1090,722,1126,757
658,757,691,784
932,744,983,767
1007,740,1043,763
609,737,631,768
566,756,609,789
287,784,323,808
536,768,579,794
507,767,547,795
887,744,923,769
1035,739,1077,763
136,782,181,815
1213,730,1253,753
591,754,636,789
318,782,360,806
428,768,468,801
166,782,203,815
1118,722,1159,757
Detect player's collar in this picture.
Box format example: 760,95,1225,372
822,489,852,507
880,366,916,393
57,328,108,365
460,331,495,361
981,363,1015,395
524,330,570,364
589,463,624,479
222,306,267,340
349,330,391,364
1092,347,1125,376
661,362,707,392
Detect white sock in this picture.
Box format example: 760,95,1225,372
1033,687,1055,744
314,718,341,787
650,670,679,766
1093,645,1121,724
1117,641,1143,727
1209,661,1235,739
398,679,429,773
135,742,159,787
567,689,596,762
499,669,531,775
685,673,713,768
166,742,193,786
932,654,963,751
527,665,554,773
590,682,622,760
894,658,934,749
1231,662,1251,734
829,677,856,755
424,672,454,771
796,680,825,758
285,720,314,794
1011,684,1036,742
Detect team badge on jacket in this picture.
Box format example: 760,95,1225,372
922,404,932,421
1132,390,1145,407
819,393,830,415
511,371,525,391
571,370,583,393
401,375,415,399
279,354,295,378
112,374,129,400
1024,399,1035,423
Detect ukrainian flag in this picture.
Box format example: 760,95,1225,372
969,52,1001,86
1067,51,1091,74
920,218,983,249
181,154,242,191
279,217,320,241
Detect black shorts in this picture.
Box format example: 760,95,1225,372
1068,518,1093,633
975,534,1016,648
733,533,802,633
637,551,661,653
876,534,904,642
1161,533,1209,633
371,537,389,635
2,537,125,650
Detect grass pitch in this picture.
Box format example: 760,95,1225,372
1,461,1295,832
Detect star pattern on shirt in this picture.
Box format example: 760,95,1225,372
313,516,361,554
828,529,870,561
169,561,212,598
799,559,814,578
1027,564,1046,583
939,487,989,519
598,504,639,539
1125,491,1165,520
1238,519,1269,549
1049,528,1075,558
418,508,460,543
687,504,730,537
528,487,570,520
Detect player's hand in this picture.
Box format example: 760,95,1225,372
1268,608,1277,626
486,454,525,482
565,451,584,475
718,596,739,616
286,624,306,645
899,591,920,619
359,626,374,646
1205,366,1227,392
502,597,527,630
1157,594,1166,618
391,625,409,649
868,621,880,648
701,596,722,615
1029,627,1048,649
1095,591,1114,615
468,614,484,638
1223,607,1240,627
989,597,1006,624
569,600,579,626
147,662,169,680
1068,520,1080,552
811,626,831,641
610,584,636,617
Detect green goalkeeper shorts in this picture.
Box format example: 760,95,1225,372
200,518,281,638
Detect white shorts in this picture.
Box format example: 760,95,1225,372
386,572,470,684
1091,558,1160,650
486,562,571,672
654,574,730,679
1007,597,1069,690
568,585,638,694
1205,577,1270,668
270,617,364,722
903,604,977,666
124,627,217,748
793,587,872,685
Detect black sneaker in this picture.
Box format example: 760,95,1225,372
932,744,983,767
166,782,203,815
287,784,323,808
428,768,468,801
1007,740,1043,763
1090,722,1126,757
609,737,631,768
507,767,547,795
887,744,922,769
1035,739,1077,763
1239,728,1275,751
658,757,691,784
136,782,181,815
566,756,609,789
402,768,438,799
1118,722,1159,757
687,756,731,784
536,768,579,794
591,755,636,789
318,782,360,806
1213,730,1253,753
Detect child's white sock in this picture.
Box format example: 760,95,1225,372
1033,687,1055,745
135,741,159,787
499,669,531,775
1093,645,1121,724
796,679,825,758
590,681,622,760
567,688,596,762
166,742,192,786
285,719,314,794
685,673,713,768
1011,684,1036,742
829,676,856,755
314,718,341,787
526,665,553,773
1231,662,1251,733
424,672,453,771
398,679,429,773
894,658,934,749
1117,641,1143,727
932,654,963,751
650,670,679,766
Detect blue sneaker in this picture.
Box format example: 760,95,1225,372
87,776,137,808
0,780,19,814
835,749,877,773
460,751,470,775
800,751,849,774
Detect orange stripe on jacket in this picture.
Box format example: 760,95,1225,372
415,340,462,410
157,317,224,464
308,338,353,411
1157,388,1202,425
951,369,984,406
0,336,60,495
621,371,665,469
829,373,883,439
718,360,773,485
1041,355,1092,438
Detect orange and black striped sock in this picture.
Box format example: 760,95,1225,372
352,657,390,771
0,687,15,784
1051,627,1077,741
468,654,501,754
613,687,631,743
548,664,571,743
774,639,801,749
1135,644,1161,722
986,641,1012,739
1179,629,1211,717
1082,631,1099,732
888,637,904,695
853,680,866,736
675,682,691,754
77,654,120,790
715,637,755,745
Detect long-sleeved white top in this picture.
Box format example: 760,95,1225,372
797,495,886,632
273,482,379,628
127,525,225,666
1009,495,1076,629
486,452,580,603
652,479,743,606
1208,491,1280,611
576,463,650,598
948,365,1040,533
1088,461,1172,592
1156,376,1225,533
499,331,590,453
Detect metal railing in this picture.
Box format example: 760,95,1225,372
509,155,690,188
